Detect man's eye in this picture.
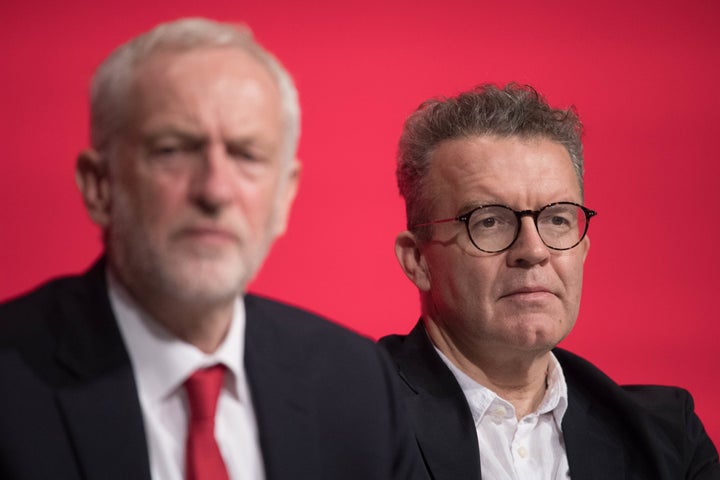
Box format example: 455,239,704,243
472,216,508,231
542,212,574,227
227,147,259,163
480,217,497,228
148,140,188,156
145,142,201,172
152,145,181,155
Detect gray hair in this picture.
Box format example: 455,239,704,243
90,17,300,162
397,83,584,230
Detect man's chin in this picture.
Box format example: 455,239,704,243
159,259,249,303
501,315,570,350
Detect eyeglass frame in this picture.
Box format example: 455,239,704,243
412,201,597,253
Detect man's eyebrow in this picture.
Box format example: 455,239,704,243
456,200,503,215
225,135,279,155
225,136,258,148
141,125,208,142
140,129,278,156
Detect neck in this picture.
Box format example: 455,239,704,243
114,280,235,355
108,261,238,354
425,319,551,419
148,300,234,354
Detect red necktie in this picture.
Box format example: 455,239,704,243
184,365,230,480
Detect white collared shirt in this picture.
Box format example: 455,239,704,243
436,348,571,480
108,274,265,480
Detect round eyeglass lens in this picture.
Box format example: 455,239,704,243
466,206,518,252
536,203,588,250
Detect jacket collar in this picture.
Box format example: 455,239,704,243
244,295,318,480
53,258,152,480
381,320,481,480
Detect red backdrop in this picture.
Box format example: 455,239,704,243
2,0,719,445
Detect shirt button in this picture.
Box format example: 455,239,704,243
490,406,507,423
517,446,528,458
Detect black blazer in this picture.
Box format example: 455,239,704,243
380,321,720,480
0,260,422,480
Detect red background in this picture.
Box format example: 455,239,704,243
2,0,719,445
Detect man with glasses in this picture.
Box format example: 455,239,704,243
380,83,719,479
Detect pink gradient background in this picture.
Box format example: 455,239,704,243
2,0,719,445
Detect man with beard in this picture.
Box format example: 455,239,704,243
0,18,420,480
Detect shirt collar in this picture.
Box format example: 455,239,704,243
434,346,568,428
107,270,247,407
541,352,569,427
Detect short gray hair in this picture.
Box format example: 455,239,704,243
397,83,584,230
90,17,300,162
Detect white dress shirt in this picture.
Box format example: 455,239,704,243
108,274,266,480
436,348,571,480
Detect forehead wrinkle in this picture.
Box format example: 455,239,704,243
428,136,581,219
126,48,283,157
433,155,507,215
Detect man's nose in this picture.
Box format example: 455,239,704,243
189,145,234,211
506,216,550,267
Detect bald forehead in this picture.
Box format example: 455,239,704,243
118,47,282,137
130,46,280,100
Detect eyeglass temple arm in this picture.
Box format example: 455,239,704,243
411,217,460,229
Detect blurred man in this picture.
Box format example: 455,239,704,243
380,83,719,479
0,18,419,480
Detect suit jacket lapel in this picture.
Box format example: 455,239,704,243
56,367,150,480
561,390,626,480
557,349,626,480
53,260,151,480
244,296,318,480
385,322,481,480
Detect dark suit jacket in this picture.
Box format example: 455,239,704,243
0,260,421,480
380,321,720,480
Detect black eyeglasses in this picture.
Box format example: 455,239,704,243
413,202,597,253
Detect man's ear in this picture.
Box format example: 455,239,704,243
272,158,301,237
395,230,431,292
75,149,111,228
